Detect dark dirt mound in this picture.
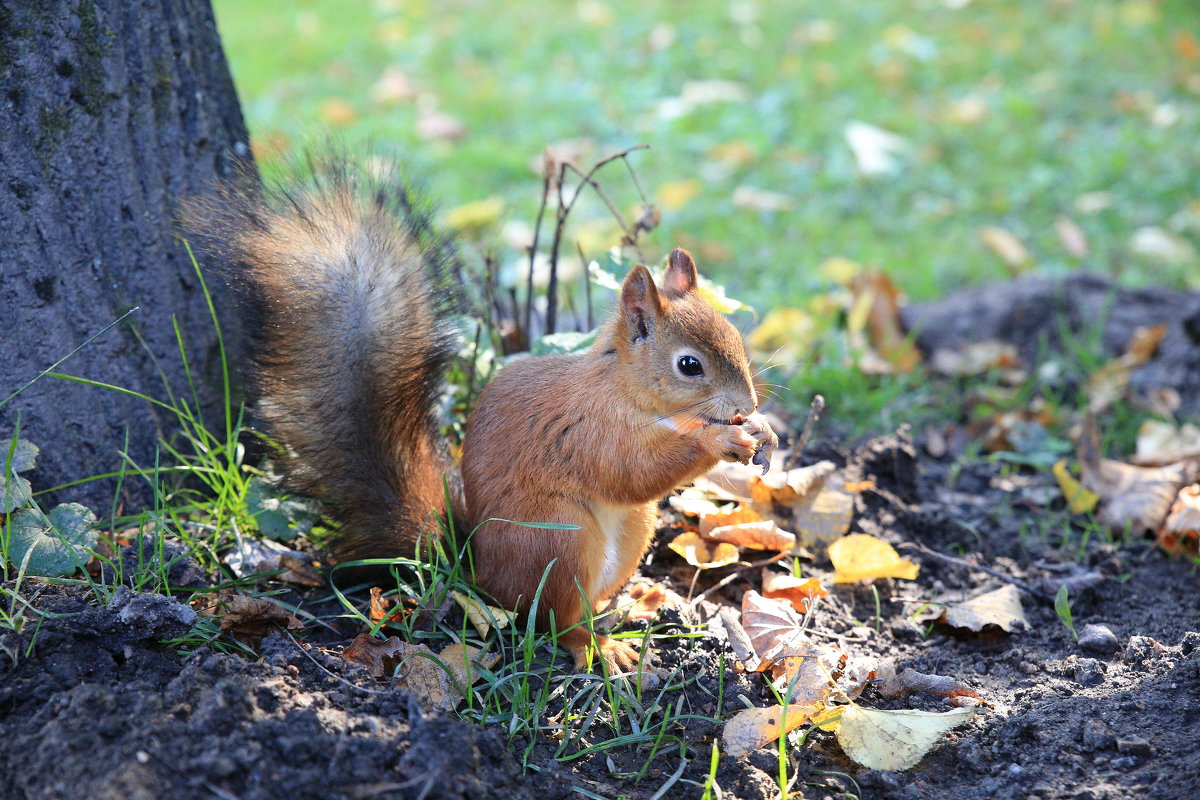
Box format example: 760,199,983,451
904,273,1200,413
2,432,1198,800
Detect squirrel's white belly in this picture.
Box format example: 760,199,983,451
590,502,630,600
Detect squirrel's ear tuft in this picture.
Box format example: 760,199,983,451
621,265,663,341
663,248,698,296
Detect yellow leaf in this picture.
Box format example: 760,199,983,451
836,705,976,771
809,705,844,733
979,226,1031,271
746,307,816,365
704,521,795,551
828,533,919,583
437,643,500,697
668,532,738,569
1052,460,1099,514
699,505,764,536
657,179,702,211
443,196,505,234
722,703,823,759
819,256,861,286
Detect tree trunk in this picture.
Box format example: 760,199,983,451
0,0,249,512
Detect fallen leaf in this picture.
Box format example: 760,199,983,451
929,340,1021,377
698,504,764,535
722,703,823,759
717,606,768,672
623,583,679,621
442,196,505,235
657,179,702,211
416,107,466,141
848,271,921,373
1053,459,1100,514
369,587,408,625
878,667,984,704
438,643,500,695
1134,419,1200,465
343,635,461,711
343,633,411,678
762,570,828,613
1158,484,1200,557
1055,216,1089,258
938,585,1028,633
668,489,728,518
1079,416,1197,534
196,590,303,647
751,461,838,506
836,705,976,771
979,226,1031,271
451,590,515,639
223,537,323,586
828,534,919,583
693,460,761,502
845,121,909,176
705,520,796,551
741,590,841,702
668,532,739,568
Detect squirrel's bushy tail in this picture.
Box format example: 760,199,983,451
183,156,464,561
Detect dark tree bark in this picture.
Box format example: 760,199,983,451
0,0,249,511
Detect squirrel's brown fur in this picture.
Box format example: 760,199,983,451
185,158,777,672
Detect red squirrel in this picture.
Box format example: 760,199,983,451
185,159,777,671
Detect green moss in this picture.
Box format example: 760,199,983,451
35,104,73,171
72,1,114,116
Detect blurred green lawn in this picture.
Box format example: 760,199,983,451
213,0,1200,314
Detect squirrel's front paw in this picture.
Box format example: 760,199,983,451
573,636,645,675
706,424,759,465
741,413,780,474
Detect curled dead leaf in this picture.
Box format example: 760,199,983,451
979,226,1031,271
668,532,739,569
741,590,841,702
1135,419,1200,466
1159,484,1200,557
195,590,303,648
761,569,828,613
848,270,922,374
704,520,796,551
698,505,764,536
451,590,516,639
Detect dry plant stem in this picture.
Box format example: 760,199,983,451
689,552,789,605
544,144,650,335
784,395,826,470
900,543,1053,602
526,168,552,346
577,240,593,331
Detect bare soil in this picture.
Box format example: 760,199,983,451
2,427,1198,800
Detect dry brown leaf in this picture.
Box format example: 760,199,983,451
849,270,922,373
789,484,855,548
343,634,411,678
623,583,680,621
938,585,1028,634
438,643,500,695
828,534,919,583
722,703,824,759
750,461,838,506
343,635,467,712
698,505,764,536
883,666,984,705
704,520,796,551
1085,324,1167,413
195,590,303,647
979,226,1031,271
667,532,739,569
929,340,1021,377
369,587,408,625
718,606,767,673
1079,416,1196,533
1158,484,1200,557
741,590,841,702
761,570,828,613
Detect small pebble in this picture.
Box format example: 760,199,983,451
1110,755,1140,771
1078,623,1120,655
1073,658,1105,687
1125,635,1164,664
1081,719,1115,751
1116,736,1152,757
1180,631,1200,654
1018,661,1039,675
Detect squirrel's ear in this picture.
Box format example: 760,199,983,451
620,265,664,342
662,248,698,297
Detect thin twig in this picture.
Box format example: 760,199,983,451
577,240,593,331
784,394,826,469
286,631,389,695
898,543,1054,601
689,552,788,605
526,161,553,348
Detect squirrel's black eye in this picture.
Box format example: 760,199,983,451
677,355,704,377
